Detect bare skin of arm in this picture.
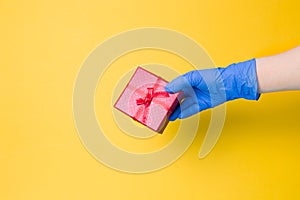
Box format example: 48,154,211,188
256,46,300,93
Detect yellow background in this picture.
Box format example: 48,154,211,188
1,0,300,199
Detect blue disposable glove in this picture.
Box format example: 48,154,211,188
165,59,261,121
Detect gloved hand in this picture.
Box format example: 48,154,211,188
165,59,261,121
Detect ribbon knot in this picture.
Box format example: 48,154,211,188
134,87,169,123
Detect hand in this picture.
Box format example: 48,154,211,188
165,59,260,121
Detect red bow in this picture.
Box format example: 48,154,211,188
134,87,169,123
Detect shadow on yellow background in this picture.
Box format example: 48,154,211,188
1,0,300,199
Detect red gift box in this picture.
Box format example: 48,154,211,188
114,67,182,133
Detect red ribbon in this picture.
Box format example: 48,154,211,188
134,87,169,123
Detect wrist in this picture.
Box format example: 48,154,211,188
222,59,261,101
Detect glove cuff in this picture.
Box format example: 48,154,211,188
224,59,261,101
